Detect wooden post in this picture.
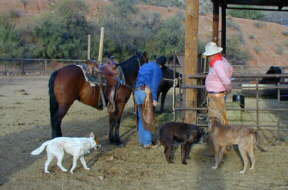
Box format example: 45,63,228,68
213,0,220,44
184,0,199,123
221,2,227,54
97,27,104,64
97,27,106,108
87,34,91,60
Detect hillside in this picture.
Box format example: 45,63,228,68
1,0,288,72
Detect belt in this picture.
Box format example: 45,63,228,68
208,91,225,94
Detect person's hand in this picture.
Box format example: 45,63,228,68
153,100,158,107
226,89,232,94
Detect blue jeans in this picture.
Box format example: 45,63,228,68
134,89,152,146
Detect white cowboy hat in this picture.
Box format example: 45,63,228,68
203,42,223,56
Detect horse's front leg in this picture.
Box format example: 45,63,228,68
109,116,117,144
108,102,126,145
108,116,122,145
160,90,168,113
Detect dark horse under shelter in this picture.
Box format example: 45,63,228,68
48,52,148,145
157,66,182,113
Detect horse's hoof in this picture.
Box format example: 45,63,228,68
114,140,123,146
109,138,123,146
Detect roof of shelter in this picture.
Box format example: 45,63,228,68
213,0,288,10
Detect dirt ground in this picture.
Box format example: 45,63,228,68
0,76,288,190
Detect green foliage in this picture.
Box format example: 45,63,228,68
98,1,146,60
0,17,24,57
275,45,284,55
99,1,182,60
139,0,184,8
254,46,262,54
226,35,251,65
31,0,91,59
228,9,264,20
282,31,288,36
254,22,266,28
226,18,241,31
144,14,184,57
0,0,188,60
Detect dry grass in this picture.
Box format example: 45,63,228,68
0,76,288,190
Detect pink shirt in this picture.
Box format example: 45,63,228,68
205,57,233,92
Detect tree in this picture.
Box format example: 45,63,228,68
31,0,91,59
144,14,185,57
0,17,24,58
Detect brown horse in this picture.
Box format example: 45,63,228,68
48,52,148,145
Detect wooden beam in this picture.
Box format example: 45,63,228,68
221,1,227,54
225,0,288,7
212,0,220,44
87,34,91,60
227,6,288,12
184,0,199,123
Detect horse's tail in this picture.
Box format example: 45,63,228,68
49,71,59,129
31,140,50,155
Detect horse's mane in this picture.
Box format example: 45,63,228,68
117,54,141,72
117,53,144,86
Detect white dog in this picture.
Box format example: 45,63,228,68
31,132,101,174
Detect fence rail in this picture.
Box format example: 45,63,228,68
172,72,288,130
0,58,86,76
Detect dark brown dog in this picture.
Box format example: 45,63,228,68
159,122,203,164
209,118,266,174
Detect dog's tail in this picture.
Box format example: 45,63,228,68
250,129,267,152
31,141,50,155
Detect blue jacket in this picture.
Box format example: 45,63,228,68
136,62,163,101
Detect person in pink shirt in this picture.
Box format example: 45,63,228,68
204,42,233,126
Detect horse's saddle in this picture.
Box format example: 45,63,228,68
76,61,125,87
76,62,102,86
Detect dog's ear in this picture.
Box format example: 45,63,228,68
89,132,95,138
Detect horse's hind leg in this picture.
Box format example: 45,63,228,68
51,104,71,138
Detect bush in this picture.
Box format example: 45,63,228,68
138,0,184,8
226,35,251,65
144,14,185,57
249,35,255,40
0,17,24,58
254,46,262,54
275,45,284,55
228,8,264,20
227,18,241,31
254,22,266,28
30,0,91,59
282,31,288,36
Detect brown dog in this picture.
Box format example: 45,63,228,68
159,122,203,164
209,118,265,174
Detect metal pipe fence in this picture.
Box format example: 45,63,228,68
172,72,288,130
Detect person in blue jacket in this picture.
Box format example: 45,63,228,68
134,56,166,148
